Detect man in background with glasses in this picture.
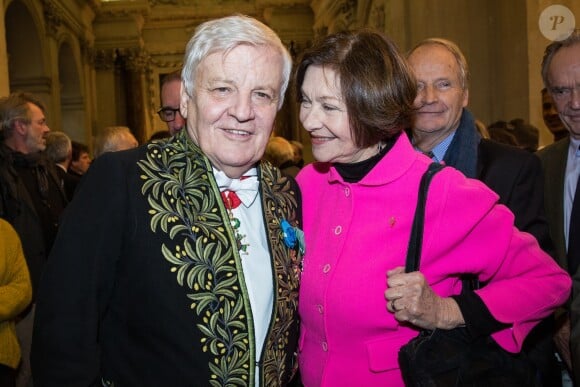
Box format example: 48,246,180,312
158,69,185,136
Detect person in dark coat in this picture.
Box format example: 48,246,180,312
0,91,68,387
68,140,91,178
45,131,79,201
408,38,559,386
537,30,580,385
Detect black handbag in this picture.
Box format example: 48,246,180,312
397,163,539,386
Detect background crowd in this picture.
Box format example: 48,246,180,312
0,13,578,387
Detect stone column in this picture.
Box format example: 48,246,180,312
94,48,122,134
0,0,8,96
119,47,151,143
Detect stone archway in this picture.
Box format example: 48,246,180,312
5,0,51,109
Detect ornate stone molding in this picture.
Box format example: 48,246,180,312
369,2,385,31
61,95,85,110
94,47,151,72
150,51,183,69
312,0,357,36
83,0,101,13
256,0,310,7
10,76,53,93
97,0,150,19
42,0,88,37
94,48,117,71
150,0,251,5
119,47,151,73
146,65,157,117
150,0,179,5
80,38,96,66
41,0,63,37
150,59,183,69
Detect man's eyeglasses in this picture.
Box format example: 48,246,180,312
157,107,181,122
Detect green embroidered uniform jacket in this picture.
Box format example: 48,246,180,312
32,133,302,387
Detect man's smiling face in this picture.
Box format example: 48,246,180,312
182,44,283,178
408,43,468,138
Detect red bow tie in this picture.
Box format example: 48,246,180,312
221,191,242,209
214,169,259,208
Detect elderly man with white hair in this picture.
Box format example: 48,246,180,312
32,15,302,387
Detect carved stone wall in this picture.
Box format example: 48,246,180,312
94,0,314,142
309,0,579,148
1,0,313,146
3,0,95,143
2,0,577,149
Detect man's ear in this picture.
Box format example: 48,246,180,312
462,88,469,108
180,81,189,119
13,119,28,136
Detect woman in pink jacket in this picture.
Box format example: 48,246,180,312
294,30,571,386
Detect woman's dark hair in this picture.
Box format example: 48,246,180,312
295,30,417,148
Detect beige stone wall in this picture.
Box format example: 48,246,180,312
0,0,8,96
310,0,578,148
1,0,577,151
1,0,314,148
399,0,533,141
3,0,97,147
528,0,580,147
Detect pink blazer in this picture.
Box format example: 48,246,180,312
296,134,571,387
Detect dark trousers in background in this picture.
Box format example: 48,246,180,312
0,363,17,387
15,304,34,387
524,317,563,387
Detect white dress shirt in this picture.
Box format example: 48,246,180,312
214,168,273,386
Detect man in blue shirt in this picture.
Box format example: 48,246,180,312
408,38,559,386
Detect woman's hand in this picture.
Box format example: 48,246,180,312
385,266,465,330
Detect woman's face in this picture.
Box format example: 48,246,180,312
299,65,378,164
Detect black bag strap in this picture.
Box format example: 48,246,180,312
405,162,445,273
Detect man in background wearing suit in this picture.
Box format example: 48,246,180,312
408,38,558,386
44,131,79,201
68,140,91,177
538,30,580,385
